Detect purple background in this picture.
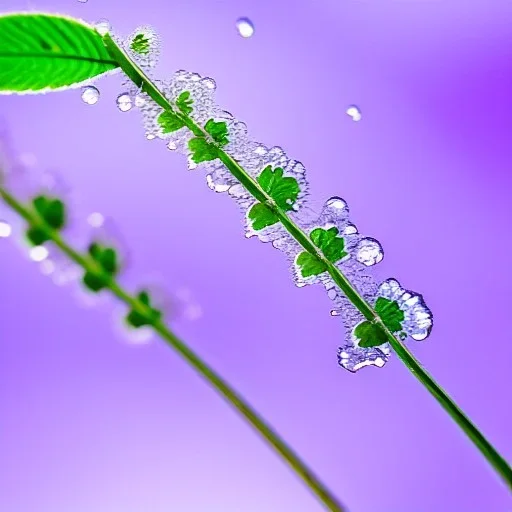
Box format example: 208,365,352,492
1,0,511,511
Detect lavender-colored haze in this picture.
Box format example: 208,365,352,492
1,1,511,511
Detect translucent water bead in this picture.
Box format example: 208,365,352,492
355,237,384,266
236,18,255,38
346,105,362,122
116,93,133,112
0,220,12,238
81,86,100,105
378,278,433,340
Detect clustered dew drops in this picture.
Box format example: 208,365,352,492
346,105,362,122
114,25,433,372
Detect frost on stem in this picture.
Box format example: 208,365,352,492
114,27,434,371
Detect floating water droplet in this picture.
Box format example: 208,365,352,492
94,19,111,36
0,220,12,238
346,105,362,122
30,245,49,262
356,237,383,266
87,212,104,228
116,93,133,112
81,86,100,105
236,17,254,38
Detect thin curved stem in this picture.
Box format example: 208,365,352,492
102,34,512,492
0,186,347,512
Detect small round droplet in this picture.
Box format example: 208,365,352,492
81,86,100,105
343,224,358,235
146,133,156,140
356,237,384,266
326,196,347,210
330,309,341,316
236,17,254,38
134,95,146,108
116,93,133,112
30,245,49,262
94,19,111,36
346,105,362,122
87,212,104,228
167,141,178,151
201,78,217,90
0,220,12,238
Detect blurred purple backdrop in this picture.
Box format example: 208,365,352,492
1,1,511,511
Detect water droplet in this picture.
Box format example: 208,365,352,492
116,93,133,112
94,19,111,36
343,224,358,235
236,17,254,38
356,237,383,266
346,105,362,122
146,133,156,140
201,78,217,90
81,86,100,105
330,309,341,316
87,212,104,228
30,245,49,262
399,332,407,340
40,259,56,275
167,141,178,151
0,220,12,238
134,94,146,108
326,196,347,210
77,0,88,3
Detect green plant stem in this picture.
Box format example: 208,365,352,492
0,186,347,512
102,34,512,492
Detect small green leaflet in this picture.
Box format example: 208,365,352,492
296,227,347,278
130,33,150,55
158,111,185,133
125,290,163,328
248,166,300,230
25,195,66,246
188,119,229,164
375,297,404,332
353,298,404,348
82,243,120,292
354,321,388,348
176,91,193,115
0,13,118,93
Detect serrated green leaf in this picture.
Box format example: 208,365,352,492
130,33,150,55
0,13,118,93
295,252,326,278
205,119,229,146
354,321,388,348
82,272,108,292
247,203,279,231
248,166,301,231
125,290,162,328
375,297,404,333
188,137,219,163
257,166,299,211
157,111,185,133
296,227,347,278
176,91,193,115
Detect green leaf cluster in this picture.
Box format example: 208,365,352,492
82,243,120,292
354,297,405,348
125,290,163,328
26,195,66,246
296,227,347,278
130,33,150,55
248,166,300,230
188,119,229,164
